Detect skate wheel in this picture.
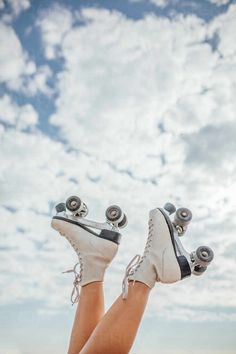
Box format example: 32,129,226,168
55,202,66,213
193,265,207,276
106,205,123,223
164,202,176,215
196,246,214,265
66,196,83,213
174,207,192,226
118,214,128,228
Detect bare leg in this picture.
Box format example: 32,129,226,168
79,281,150,354
67,282,104,354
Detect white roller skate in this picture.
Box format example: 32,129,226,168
122,203,214,298
51,195,127,304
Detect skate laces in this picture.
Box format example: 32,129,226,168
122,254,141,299
122,219,154,299
140,219,154,261
62,257,83,305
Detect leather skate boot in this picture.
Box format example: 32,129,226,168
122,204,214,298
51,196,127,304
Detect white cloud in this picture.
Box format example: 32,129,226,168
0,94,38,129
0,0,30,22
149,0,170,7
0,23,28,84
208,3,236,57
38,5,236,179
0,22,52,95
207,0,230,6
22,65,53,96
10,0,30,15
129,0,170,8
36,4,74,59
7,0,30,16
130,0,231,8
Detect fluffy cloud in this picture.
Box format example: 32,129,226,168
184,121,236,172
208,0,230,5
0,0,30,22
0,23,29,84
46,9,207,168
209,3,236,57
38,4,236,182
131,0,170,7
0,94,38,129
0,22,52,95
36,4,74,59
130,0,231,8
149,0,170,7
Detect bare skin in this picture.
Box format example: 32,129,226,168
67,282,105,354
67,281,150,354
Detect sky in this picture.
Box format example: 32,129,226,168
0,0,236,353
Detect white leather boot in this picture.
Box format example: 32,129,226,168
122,206,214,298
51,197,127,304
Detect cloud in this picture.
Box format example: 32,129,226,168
38,4,236,180
0,22,52,95
46,9,208,167
130,0,170,7
0,94,38,129
207,0,230,6
130,0,231,9
208,2,236,57
149,0,170,7
0,0,30,22
36,4,74,59
184,121,236,172
0,22,29,84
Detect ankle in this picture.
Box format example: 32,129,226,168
123,281,150,301
128,280,151,291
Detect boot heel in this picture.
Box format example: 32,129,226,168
177,255,191,279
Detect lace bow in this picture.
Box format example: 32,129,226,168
62,262,82,305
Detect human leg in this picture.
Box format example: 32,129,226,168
51,202,126,354
79,205,214,354
79,281,150,354
67,282,104,354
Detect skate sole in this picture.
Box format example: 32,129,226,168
158,208,191,280
51,216,121,245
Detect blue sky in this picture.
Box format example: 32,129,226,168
0,0,236,353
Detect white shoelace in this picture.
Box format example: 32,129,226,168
122,220,154,299
122,254,141,299
62,260,83,305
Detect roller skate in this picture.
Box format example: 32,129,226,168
122,203,214,298
51,195,127,304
